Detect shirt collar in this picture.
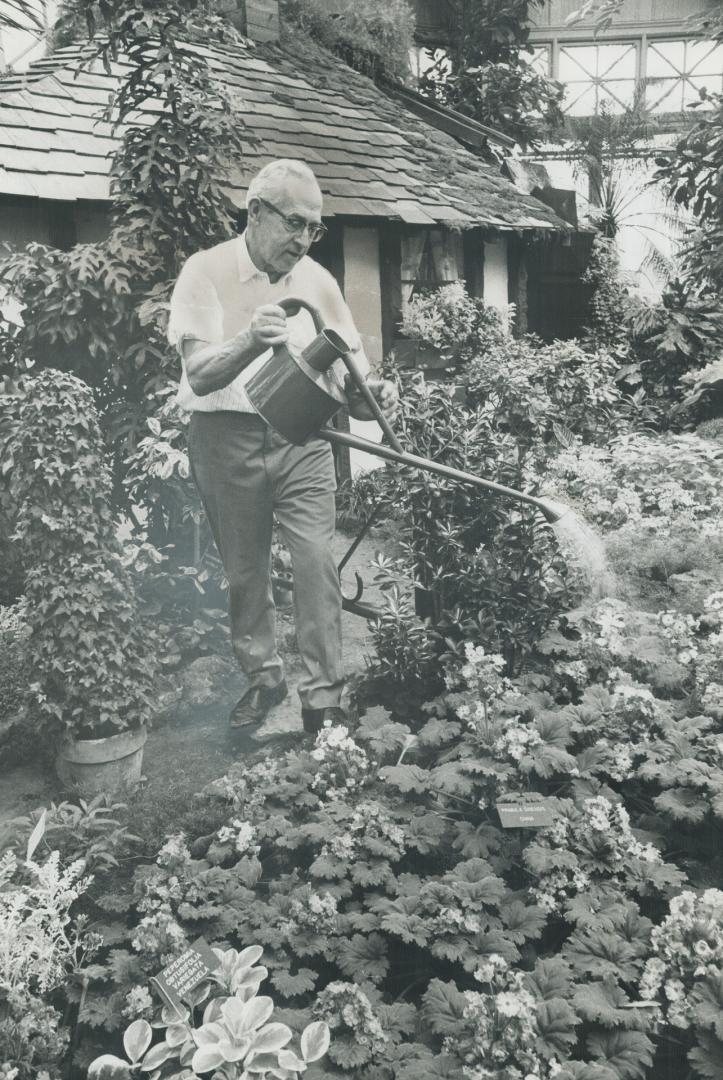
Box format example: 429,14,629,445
236,232,294,285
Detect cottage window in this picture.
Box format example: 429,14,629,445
400,228,464,313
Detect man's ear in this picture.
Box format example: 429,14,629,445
247,198,261,223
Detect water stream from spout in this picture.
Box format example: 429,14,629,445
547,503,617,599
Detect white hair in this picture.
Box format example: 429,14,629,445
246,159,321,208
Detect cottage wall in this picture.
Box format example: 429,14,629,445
482,238,509,315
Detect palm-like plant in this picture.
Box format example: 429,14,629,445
567,95,684,289
0,0,46,33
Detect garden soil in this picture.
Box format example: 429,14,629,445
0,528,385,841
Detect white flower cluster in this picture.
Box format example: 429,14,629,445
658,610,698,666
493,722,542,763
459,643,508,702
288,890,339,935
311,723,371,798
695,592,723,721
211,758,282,815
323,801,405,863
314,981,387,1056
608,678,662,741
594,738,635,781
122,984,154,1020
435,905,484,936
640,888,723,1029
591,599,628,655
155,833,192,868
443,955,560,1080
131,904,187,962
530,797,661,914
0,598,28,641
216,819,260,857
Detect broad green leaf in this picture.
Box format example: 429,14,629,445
140,1042,173,1071
248,1022,293,1054
191,1045,226,1073
124,1019,153,1064
25,809,47,863
87,1055,132,1080
301,1021,331,1062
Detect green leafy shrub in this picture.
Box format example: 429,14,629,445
282,0,416,84
0,3,249,541
360,372,573,677
399,282,511,366
0,371,155,739
123,540,229,670
624,282,723,415
1,797,140,878
464,335,623,456
417,0,564,148
0,600,32,763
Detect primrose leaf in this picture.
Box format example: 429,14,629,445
380,764,430,793
689,1029,723,1079
586,1029,655,1080
422,978,468,1036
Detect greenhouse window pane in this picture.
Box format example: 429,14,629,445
647,40,685,74
597,43,636,78
687,40,722,72
648,78,681,112
603,79,637,108
687,74,723,102
565,84,597,116
559,46,598,81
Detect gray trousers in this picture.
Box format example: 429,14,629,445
188,411,344,710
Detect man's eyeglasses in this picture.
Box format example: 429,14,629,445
256,197,328,244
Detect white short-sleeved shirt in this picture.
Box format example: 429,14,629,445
168,233,369,413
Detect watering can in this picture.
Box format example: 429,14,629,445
245,297,565,524
246,297,568,619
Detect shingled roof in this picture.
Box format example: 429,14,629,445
0,32,569,232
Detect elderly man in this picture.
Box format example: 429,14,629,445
168,159,397,734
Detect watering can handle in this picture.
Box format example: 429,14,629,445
277,296,403,453
277,296,326,334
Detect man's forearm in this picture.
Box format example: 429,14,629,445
183,330,267,397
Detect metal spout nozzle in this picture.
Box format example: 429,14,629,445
535,497,570,525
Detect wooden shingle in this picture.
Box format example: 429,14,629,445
0,37,569,232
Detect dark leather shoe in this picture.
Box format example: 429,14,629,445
301,705,348,735
229,680,288,728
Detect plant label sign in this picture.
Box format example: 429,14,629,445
496,800,554,829
151,938,220,1009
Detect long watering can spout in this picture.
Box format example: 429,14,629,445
320,428,572,523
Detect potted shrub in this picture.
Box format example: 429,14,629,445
1,370,156,794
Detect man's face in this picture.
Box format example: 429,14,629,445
247,175,324,276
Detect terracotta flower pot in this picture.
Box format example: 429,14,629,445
56,725,147,796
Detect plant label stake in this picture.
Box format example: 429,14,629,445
496,800,554,829
151,937,220,1011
